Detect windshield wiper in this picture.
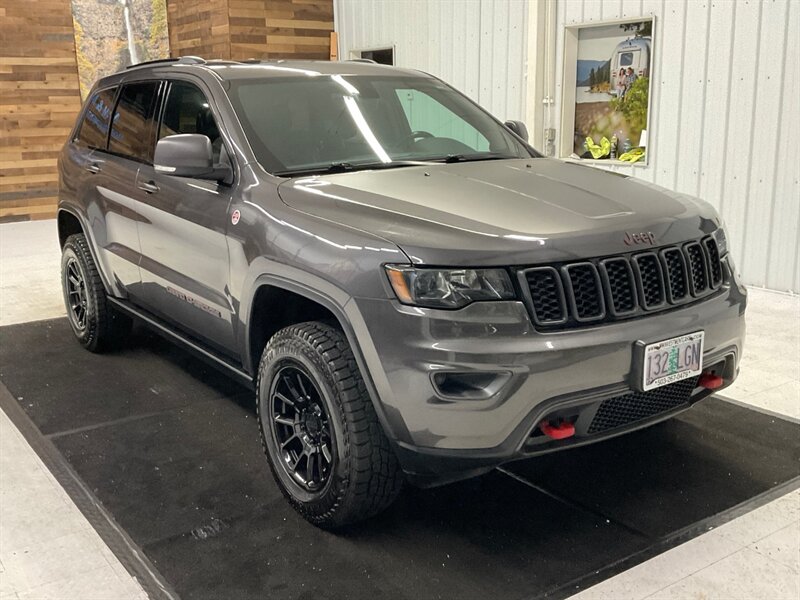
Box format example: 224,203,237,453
275,160,436,178
442,152,519,163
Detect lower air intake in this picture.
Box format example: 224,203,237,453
588,377,699,434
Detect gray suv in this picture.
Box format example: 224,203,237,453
57,57,746,528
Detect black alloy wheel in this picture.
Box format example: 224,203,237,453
269,365,335,492
64,257,88,331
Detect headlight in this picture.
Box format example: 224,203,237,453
384,266,516,309
712,227,728,256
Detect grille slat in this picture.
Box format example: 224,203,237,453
661,248,690,303
524,267,566,325
564,263,604,321
520,236,724,330
588,376,699,434
632,253,666,309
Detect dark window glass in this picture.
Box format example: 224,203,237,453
228,75,533,175
160,81,223,162
76,87,117,149
620,52,634,67
359,48,394,65
109,81,160,162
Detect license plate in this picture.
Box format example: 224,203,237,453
643,332,704,391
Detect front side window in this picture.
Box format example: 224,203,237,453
108,81,160,162
227,74,534,175
76,87,118,149
160,81,223,162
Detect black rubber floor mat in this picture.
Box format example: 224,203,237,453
2,318,798,600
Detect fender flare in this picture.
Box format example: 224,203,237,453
56,205,117,297
242,274,412,446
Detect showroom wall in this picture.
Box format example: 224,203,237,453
0,0,83,222
335,0,799,294
549,0,799,293
334,0,529,124
0,0,334,222
168,0,334,61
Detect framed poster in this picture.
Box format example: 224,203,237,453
71,0,170,99
560,17,654,164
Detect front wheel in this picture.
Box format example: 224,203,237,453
61,233,131,352
257,321,403,528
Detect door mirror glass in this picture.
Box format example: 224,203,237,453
504,120,529,142
154,134,230,181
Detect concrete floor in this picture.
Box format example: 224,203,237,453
0,219,798,599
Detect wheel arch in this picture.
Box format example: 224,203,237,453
243,275,410,445
56,207,115,296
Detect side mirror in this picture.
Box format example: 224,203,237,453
154,134,231,182
504,120,529,142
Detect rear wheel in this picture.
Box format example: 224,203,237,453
61,233,131,352
257,321,403,528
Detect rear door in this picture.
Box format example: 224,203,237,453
133,79,237,357
69,85,146,291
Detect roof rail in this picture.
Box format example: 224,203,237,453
125,56,206,70
347,58,378,64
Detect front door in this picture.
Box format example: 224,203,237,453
134,79,237,357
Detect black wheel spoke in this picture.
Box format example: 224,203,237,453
269,365,334,492
65,258,88,331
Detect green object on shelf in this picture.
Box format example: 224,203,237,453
618,147,646,163
585,136,611,159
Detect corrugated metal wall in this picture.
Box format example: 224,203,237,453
551,0,799,292
335,0,799,292
334,0,529,123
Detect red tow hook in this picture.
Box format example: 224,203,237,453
540,420,575,440
698,372,724,390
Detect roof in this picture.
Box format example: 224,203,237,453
113,56,425,81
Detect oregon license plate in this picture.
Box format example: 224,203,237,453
643,332,704,391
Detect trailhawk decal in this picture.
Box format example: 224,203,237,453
166,286,222,318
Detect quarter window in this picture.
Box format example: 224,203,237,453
109,81,161,162
160,81,223,162
76,87,118,149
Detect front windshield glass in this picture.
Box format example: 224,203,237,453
227,74,535,175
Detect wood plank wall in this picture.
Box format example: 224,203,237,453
1,0,333,221
167,0,334,61
166,0,231,59
0,0,83,222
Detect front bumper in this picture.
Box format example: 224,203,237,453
351,272,747,486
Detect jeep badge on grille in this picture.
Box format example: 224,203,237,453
623,231,657,246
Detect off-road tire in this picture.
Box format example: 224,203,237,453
61,233,131,352
257,321,404,528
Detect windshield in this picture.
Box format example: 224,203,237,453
227,74,535,175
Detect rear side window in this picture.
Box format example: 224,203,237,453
160,81,223,162
76,87,117,149
109,81,161,162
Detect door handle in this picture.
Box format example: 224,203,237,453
85,162,101,174
137,180,160,194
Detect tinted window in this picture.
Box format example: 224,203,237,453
395,88,490,151
76,87,117,149
229,75,532,175
109,81,160,162
160,81,223,162
620,52,634,67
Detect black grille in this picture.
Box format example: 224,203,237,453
704,238,722,287
565,264,604,320
633,253,665,309
524,267,566,324
662,248,689,302
588,377,699,434
520,235,724,330
685,242,708,295
601,258,637,315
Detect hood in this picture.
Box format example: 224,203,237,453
277,158,720,266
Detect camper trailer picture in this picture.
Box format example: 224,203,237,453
610,36,651,96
